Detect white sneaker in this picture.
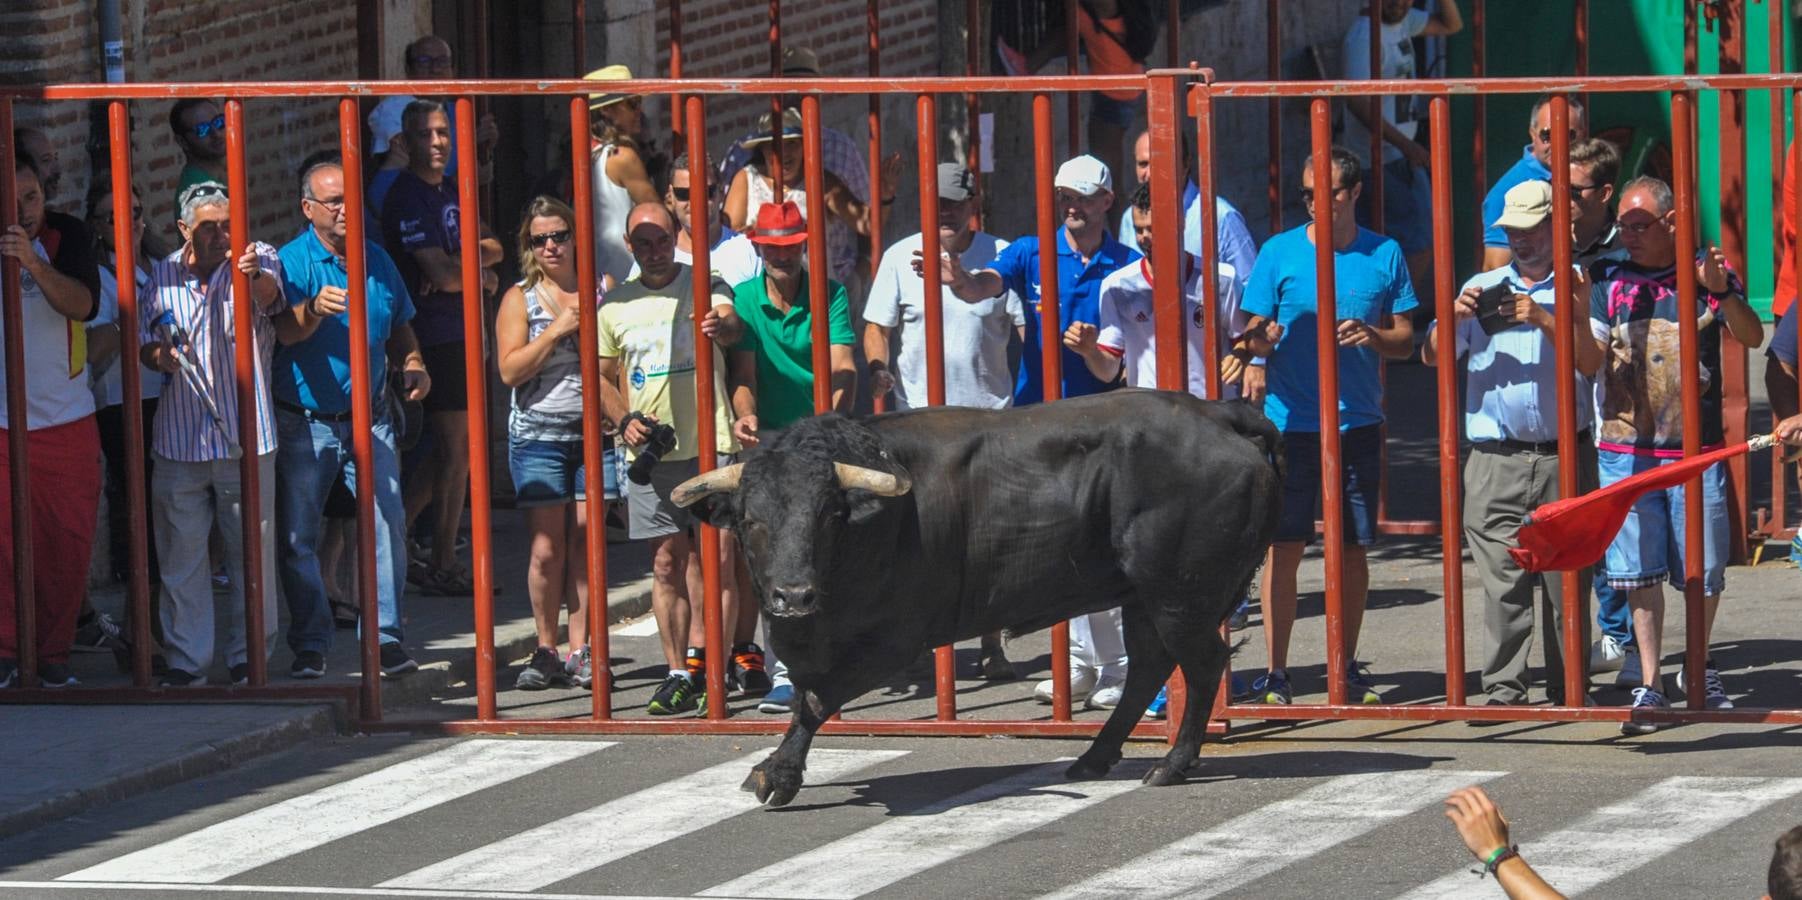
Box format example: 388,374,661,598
1034,665,1098,704
1589,635,1626,673
1675,665,1734,710
1086,681,1125,710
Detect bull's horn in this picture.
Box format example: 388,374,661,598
671,463,745,508
833,462,912,497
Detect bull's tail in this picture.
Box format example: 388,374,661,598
1228,402,1284,481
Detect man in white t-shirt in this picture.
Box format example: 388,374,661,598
863,163,1023,412
635,150,761,290
1342,0,1464,299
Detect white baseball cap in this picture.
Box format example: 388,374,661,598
1053,154,1112,196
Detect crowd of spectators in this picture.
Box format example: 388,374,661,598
2,26,1800,738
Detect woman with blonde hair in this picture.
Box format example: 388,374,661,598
495,195,624,690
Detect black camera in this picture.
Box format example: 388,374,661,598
622,411,679,485
1474,280,1521,336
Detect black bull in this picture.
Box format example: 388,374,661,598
673,389,1282,807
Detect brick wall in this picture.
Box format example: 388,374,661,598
3,0,357,246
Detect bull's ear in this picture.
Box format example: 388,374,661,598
844,490,887,526
691,492,740,530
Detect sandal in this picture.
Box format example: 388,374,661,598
421,566,475,597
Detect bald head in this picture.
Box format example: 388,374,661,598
626,201,680,283
15,127,61,206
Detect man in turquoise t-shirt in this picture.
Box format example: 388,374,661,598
1238,146,1417,708
729,200,856,437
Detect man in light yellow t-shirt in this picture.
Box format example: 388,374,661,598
598,202,758,716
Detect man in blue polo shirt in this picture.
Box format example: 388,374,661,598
275,153,430,682
1481,95,1589,269
1239,146,1418,707
938,153,1138,709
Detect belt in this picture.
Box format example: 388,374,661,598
1474,431,1591,455
276,399,355,423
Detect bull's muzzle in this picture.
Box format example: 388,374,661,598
671,461,913,508
767,584,819,617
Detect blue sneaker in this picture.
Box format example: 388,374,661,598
759,682,794,714
1346,660,1382,704
1145,685,1169,719
1229,671,1248,701
1227,596,1253,631
1248,669,1291,705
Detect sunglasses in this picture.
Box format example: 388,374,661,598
670,185,715,203
1568,182,1601,197
530,229,572,249
409,54,452,69
192,114,226,139
1536,128,1579,144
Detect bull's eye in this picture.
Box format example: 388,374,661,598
742,521,770,557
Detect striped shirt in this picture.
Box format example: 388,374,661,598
138,243,286,461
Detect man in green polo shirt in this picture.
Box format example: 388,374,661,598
728,199,857,439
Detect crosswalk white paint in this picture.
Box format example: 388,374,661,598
613,616,661,637
378,748,908,893
1038,769,1504,900
699,760,1145,900
58,739,615,885
1395,775,1802,899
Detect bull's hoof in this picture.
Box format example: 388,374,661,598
1065,754,1116,781
763,782,801,808
743,762,803,807
979,651,1018,681
1142,763,1189,787
741,766,768,796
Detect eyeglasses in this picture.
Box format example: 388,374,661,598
1618,219,1665,235
1299,186,1351,204
670,185,714,202
306,196,346,214
529,229,572,249
192,114,226,139
409,54,453,69
1536,128,1579,144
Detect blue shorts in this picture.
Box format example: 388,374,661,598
1089,92,1140,130
508,438,621,506
1599,450,1728,595
1275,424,1383,546
1355,158,1434,255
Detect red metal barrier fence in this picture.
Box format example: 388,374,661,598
1,67,1798,738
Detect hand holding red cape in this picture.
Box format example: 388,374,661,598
1509,434,1782,573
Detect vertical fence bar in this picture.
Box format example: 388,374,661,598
1427,95,1467,706
1717,0,1752,565
1033,92,1073,722
1775,24,1793,538
1365,0,1384,236
1166,0,1181,68
915,94,957,721
869,1,889,416
1684,1,1699,75
108,101,153,687
801,96,831,416
572,0,587,75
1794,88,1802,539
0,99,36,689
455,97,498,720
1672,90,1708,711
1548,96,1585,708
1065,0,1081,157
337,100,383,719
668,0,683,136
1471,0,1487,270
769,0,785,193
1574,0,1589,114
1149,72,1187,743
684,97,728,722
571,96,613,719
222,99,268,686
1310,98,1348,707
965,0,982,198
1267,0,1283,234
1194,80,1227,730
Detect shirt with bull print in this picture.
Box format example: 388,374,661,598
1587,250,1741,457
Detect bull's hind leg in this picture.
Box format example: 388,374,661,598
1143,623,1232,787
1068,605,1174,781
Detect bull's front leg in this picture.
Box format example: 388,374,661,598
746,638,920,808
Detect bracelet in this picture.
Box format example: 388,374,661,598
305,295,321,318
1482,845,1519,878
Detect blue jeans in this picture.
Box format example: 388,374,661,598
1593,575,1634,647
1598,451,1729,596
277,407,406,653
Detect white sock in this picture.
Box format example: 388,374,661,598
670,668,692,682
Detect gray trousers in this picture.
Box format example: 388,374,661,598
1464,442,1596,704
152,451,279,676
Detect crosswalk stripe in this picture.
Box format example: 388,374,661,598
377,748,908,893
1039,769,1505,900
613,617,660,637
1394,775,1802,899
58,739,615,885
699,760,1144,900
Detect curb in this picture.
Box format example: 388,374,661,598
378,577,656,711
0,703,340,841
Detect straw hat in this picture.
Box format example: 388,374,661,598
584,64,634,110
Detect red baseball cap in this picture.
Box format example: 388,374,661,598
751,200,809,247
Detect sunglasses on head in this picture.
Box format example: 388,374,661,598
193,114,226,139
530,229,572,249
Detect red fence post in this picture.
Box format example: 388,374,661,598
223,99,269,686
1672,90,1709,711
1032,92,1074,722
1267,0,1283,234
0,99,36,689
1428,95,1467,706
1717,0,1752,566
870,0,887,417
1309,99,1349,707
801,96,832,416
1193,79,1230,731
337,98,384,719
456,97,498,721
107,101,154,687
668,0,683,136
1148,71,1188,743
914,94,958,721
1547,95,1586,707
571,95,614,719
1471,0,1488,271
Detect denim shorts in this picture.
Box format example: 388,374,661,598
508,438,621,506
1355,158,1434,255
1274,424,1383,546
1599,450,1728,595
